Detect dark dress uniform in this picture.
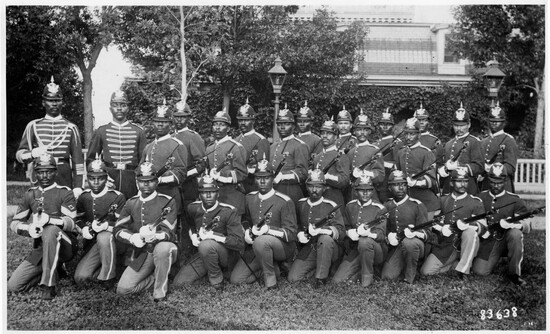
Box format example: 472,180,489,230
236,129,270,193
270,134,309,203
289,196,345,282
74,188,126,284
347,141,385,202
335,133,357,154
87,121,147,198
311,145,350,207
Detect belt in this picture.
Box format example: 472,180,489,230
104,161,137,170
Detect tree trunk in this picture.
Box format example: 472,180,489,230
82,69,94,148
180,6,186,103
533,70,545,158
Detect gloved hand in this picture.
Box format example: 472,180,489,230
441,225,453,237
198,226,208,240
318,228,333,236
324,173,338,182
456,219,468,231
209,169,220,180
244,229,254,245
130,233,145,248
139,225,156,243
352,167,363,179
356,224,370,237
252,224,269,236
499,218,518,230
484,163,492,173
32,212,50,226
31,146,48,158
432,223,443,232
404,227,416,239
481,231,491,239
387,232,399,246
347,228,360,241
407,177,417,187
82,226,94,240
92,219,108,233
73,187,83,199
308,224,320,237
273,173,283,184
190,231,201,247
201,229,215,240
445,159,458,171
154,233,166,241
297,231,310,244
247,166,256,174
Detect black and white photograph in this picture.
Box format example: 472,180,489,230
2,2,546,331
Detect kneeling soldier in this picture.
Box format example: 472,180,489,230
8,153,78,299
173,174,244,290
230,157,298,289
74,158,126,289
113,161,178,302
333,171,388,287
289,167,345,287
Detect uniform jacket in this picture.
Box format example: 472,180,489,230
298,131,322,156
384,195,431,241
375,135,402,169
347,141,385,185
345,199,387,243
297,197,345,242
438,133,483,194
480,130,518,179
270,135,309,184
311,145,350,191
235,129,270,166
335,133,357,154
205,135,247,184
76,188,126,230
419,132,441,151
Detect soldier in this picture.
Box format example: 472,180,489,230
87,90,148,199
381,170,431,284
374,108,402,203
333,172,387,287
310,118,350,208
74,158,126,290
270,106,309,204
395,117,440,219
479,102,519,192
230,157,298,289
437,103,483,195
113,161,179,302
289,167,345,287
472,163,531,285
235,99,270,193
172,174,244,290
335,106,357,154
420,167,486,278
347,109,385,203
296,101,322,158
205,109,248,215
141,100,188,215
8,153,78,299
414,104,441,152
16,77,84,198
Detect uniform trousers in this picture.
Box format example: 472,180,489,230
421,229,479,276
74,231,117,284
381,238,424,283
116,241,177,299
288,235,340,282
472,229,523,276
172,240,229,286
8,225,74,291
333,238,386,287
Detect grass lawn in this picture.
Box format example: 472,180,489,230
6,217,545,330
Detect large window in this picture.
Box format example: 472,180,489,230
443,34,459,63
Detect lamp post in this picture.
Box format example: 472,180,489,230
482,60,506,103
268,57,287,142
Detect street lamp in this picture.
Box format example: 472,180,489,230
268,57,287,142
482,60,506,99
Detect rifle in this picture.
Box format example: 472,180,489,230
134,199,174,252
274,153,289,176
304,204,343,239
486,206,545,241
462,201,516,225
321,136,357,174
251,204,275,240
411,155,443,180
246,138,262,165
216,153,234,172
450,141,470,163
486,135,508,165
155,145,180,177
28,196,48,239
505,206,545,224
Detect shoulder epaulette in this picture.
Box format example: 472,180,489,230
348,199,359,205
298,198,308,202
219,202,236,210
293,137,306,145
373,202,385,210
254,132,266,140
470,195,483,202
190,200,202,205
82,188,92,193
423,132,437,139
505,191,520,198
468,135,480,142
247,191,259,196
130,122,145,130
409,198,423,205
504,133,514,139
322,198,338,207
107,189,123,196
158,193,173,200
275,192,292,202
172,137,184,145
27,186,39,192
56,185,72,191
418,144,431,151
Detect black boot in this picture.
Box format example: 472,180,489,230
41,286,57,300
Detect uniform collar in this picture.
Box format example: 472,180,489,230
202,201,219,212
489,190,506,198
39,183,57,192
307,197,324,207
156,134,172,142
299,131,312,136
359,199,373,207
282,134,296,142
243,129,256,136
456,132,469,140
339,133,352,139
140,191,158,202
357,140,371,147
90,187,108,198
451,192,467,201
420,131,431,136
258,189,275,200
408,142,421,149
394,195,409,206
176,127,190,133
44,115,63,121
491,130,505,137
216,135,231,144
110,120,129,127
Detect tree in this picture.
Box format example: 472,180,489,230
449,5,545,158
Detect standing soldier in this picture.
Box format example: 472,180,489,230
16,77,84,199
333,172,387,287
395,117,440,219
270,106,309,204
381,170,431,284
173,174,244,290
296,101,322,159
87,90,148,199
141,101,188,215
74,158,126,290
205,109,248,216
8,153,78,299
335,106,357,154
347,109,385,203
375,108,402,203
421,167,486,278
310,118,350,208
437,103,483,195
414,104,441,152
472,163,532,285
289,168,345,287
479,102,519,192
235,99,270,193
230,157,298,289
113,161,179,302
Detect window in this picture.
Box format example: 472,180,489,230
443,34,459,63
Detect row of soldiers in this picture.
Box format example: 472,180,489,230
9,78,534,301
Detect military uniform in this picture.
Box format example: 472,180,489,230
236,129,270,193
335,133,357,154
74,186,126,285
311,145,350,207
347,141,385,201
374,109,402,203
230,189,298,288
270,134,309,203
480,130,518,192
173,126,206,203
298,131,323,157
